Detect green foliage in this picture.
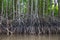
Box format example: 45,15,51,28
54,4,58,16
0,0,58,17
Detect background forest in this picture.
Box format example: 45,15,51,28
0,0,59,18
0,0,60,35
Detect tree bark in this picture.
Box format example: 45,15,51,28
0,0,2,16
58,0,60,17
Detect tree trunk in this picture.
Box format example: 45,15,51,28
0,0,2,16
58,0,60,17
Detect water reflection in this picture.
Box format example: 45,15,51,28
0,34,60,40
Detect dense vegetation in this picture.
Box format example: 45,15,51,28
0,0,59,17
0,0,60,35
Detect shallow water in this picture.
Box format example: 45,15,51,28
0,34,60,40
